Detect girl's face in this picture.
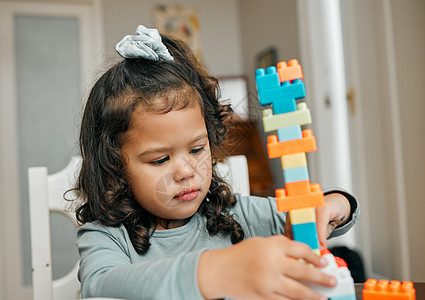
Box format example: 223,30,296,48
122,103,212,229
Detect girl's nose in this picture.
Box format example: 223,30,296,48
173,156,195,182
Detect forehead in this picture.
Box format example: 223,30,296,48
136,84,203,114
124,104,207,146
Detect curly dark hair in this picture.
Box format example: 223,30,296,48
74,36,245,254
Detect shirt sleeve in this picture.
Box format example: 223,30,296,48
233,194,287,237
77,222,206,300
324,188,360,238
234,187,359,239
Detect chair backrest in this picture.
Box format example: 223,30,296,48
28,156,82,300
28,155,249,300
216,155,250,196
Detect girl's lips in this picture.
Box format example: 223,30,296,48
174,188,199,202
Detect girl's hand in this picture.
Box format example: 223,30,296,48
198,235,336,300
284,193,351,249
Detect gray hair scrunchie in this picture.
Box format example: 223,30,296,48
116,25,174,61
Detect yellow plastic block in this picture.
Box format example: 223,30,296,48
281,153,307,169
262,102,312,132
289,207,316,225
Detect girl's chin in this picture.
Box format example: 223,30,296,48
160,204,201,223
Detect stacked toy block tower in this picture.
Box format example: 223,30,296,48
255,59,356,300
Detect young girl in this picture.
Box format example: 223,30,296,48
75,25,359,300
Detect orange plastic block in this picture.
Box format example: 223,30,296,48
267,129,317,158
277,59,304,82
321,249,348,268
335,256,348,268
275,183,324,212
285,180,311,196
320,248,331,256
363,279,416,300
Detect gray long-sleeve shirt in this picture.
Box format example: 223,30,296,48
77,190,359,299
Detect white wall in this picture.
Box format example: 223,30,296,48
238,0,300,188
101,0,243,77
239,0,300,99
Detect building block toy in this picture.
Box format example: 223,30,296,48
257,79,306,114
262,102,312,132
277,125,302,142
275,184,324,211
363,279,416,300
255,66,280,92
255,59,356,300
281,153,307,169
292,222,320,249
308,250,356,299
289,207,316,225
283,166,310,183
277,59,304,82
267,130,317,158
285,180,311,196
256,62,306,115
285,180,312,196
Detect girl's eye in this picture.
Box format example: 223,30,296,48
150,156,169,165
190,147,204,155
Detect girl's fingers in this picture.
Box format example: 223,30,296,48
280,237,324,267
275,276,327,300
283,257,336,288
315,206,329,249
262,294,291,300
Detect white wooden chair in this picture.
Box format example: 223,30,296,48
28,156,82,300
216,155,250,196
28,155,249,300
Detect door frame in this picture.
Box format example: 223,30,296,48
0,1,103,299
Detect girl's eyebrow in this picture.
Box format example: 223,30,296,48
191,133,208,142
138,146,172,157
138,133,208,157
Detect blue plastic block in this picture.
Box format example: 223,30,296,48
255,67,280,93
291,222,319,249
277,125,302,142
329,294,356,300
258,79,305,114
283,166,310,183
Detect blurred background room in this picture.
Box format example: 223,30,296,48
0,0,424,299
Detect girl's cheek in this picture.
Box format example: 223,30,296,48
197,152,212,179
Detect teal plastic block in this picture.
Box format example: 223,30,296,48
291,222,319,249
273,79,305,114
255,66,280,102
283,166,309,183
258,79,305,114
277,125,302,142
